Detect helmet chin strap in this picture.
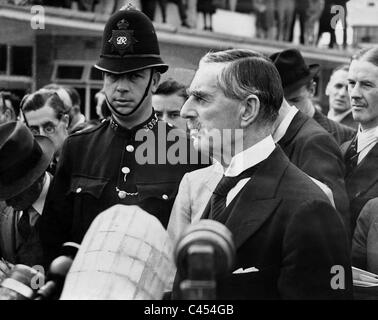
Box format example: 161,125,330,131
105,69,154,121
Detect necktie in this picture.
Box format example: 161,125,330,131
17,209,31,240
209,164,261,222
345,137,359,173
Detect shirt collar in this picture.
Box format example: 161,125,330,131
357,126,378,153
272,105,298,143
224,135,276,177
32,172,50,215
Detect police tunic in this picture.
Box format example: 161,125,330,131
40,112,209,263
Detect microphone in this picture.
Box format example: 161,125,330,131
34,242,80,300
174,219,235,300
60,205,175,300
0,264,44,300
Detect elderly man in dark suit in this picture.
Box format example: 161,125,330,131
170,48,352,299
271,49,355,146
342,47,378,232
0,121,54,271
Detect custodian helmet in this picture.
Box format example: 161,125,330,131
94,6,168,75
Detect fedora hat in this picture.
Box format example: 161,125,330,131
0,121,54,201
270,49,320,94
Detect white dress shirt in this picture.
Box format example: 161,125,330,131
222,135,276,206
357,126,378,165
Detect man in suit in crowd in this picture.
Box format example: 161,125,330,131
342,47,378,231
170,48,352,299
22,88,70,175
0,121,54,270
271,48,355,146
270,49,351,231
168,50,351,244
327,65,358,130
152,79,188,131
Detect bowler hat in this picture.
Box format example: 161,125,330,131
270,49,320,94
0,121,54,200
95,6,168,75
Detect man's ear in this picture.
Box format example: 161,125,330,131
151,71,161,94
240,94,260,128
61,114,70,129
308,81,317,97
3,108,14,122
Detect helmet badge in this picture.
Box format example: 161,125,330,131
108,19,138,56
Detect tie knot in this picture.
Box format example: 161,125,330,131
213,175,241,197
345,137,359,172
213,165,260,197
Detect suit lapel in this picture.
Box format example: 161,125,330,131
278,111,309,149
223,148,289,249
313,110,329,132
347,143,378,193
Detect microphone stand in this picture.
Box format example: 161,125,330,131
179,244,217,300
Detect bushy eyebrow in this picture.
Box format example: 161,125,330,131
187,89,213,100
30,120,56,127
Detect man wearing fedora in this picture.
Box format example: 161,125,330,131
270,49,352,232
0,121,54,268
39,6,208,265
270,49,355,146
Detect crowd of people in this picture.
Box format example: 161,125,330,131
1,5,378,300
3,0,350,47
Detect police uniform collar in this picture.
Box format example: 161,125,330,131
110,111,158,135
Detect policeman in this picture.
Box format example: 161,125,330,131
39,5,209,265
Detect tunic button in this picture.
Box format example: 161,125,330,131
126,145,134,152
162,194,168,200
122,167,130,174
76,187,82,193
118,191,127,199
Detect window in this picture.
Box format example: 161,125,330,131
11,46,32,76
0,45,6,73
56,65,84,80
52,61,104,119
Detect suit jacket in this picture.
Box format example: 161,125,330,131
352,198,378,274
342,140,378,231
278,111,351,232
172,147,352,300
168,160,336,244
313,110,356,145
0,202,44,267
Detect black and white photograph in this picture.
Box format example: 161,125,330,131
0,0,378,309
